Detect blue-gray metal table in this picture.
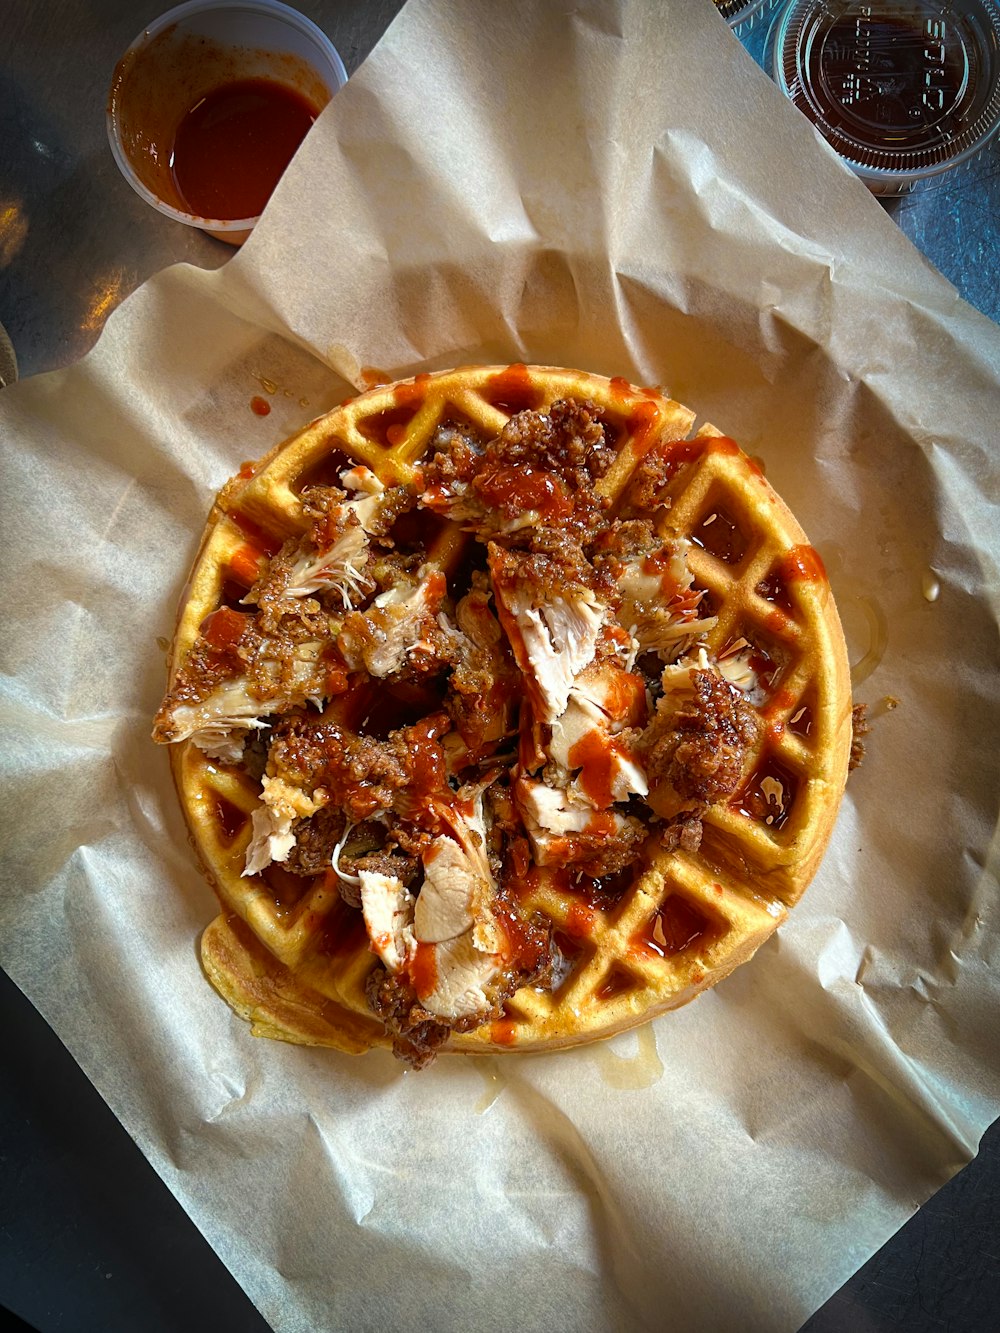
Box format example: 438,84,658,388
1,3,997,1330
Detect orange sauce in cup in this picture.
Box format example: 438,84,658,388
170,77,320,220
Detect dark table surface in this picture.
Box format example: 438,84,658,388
2,3,998,1330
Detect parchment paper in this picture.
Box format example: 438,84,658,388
2,1,999,1329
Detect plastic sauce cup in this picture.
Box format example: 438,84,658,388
773,0,1000,195
107,0,347,244
715,0,774,28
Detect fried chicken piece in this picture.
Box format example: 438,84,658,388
643,668,758,819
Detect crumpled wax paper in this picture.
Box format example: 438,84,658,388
2,1,999,1329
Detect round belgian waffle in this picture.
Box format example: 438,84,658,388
158,365,852,1057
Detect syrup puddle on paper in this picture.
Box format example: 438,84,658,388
473,1024,664,1110
474,1058,508,1113
846,593,888,688
591,1024,664,1090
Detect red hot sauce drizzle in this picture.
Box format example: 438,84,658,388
490,886,551,977
483,363,544,415
392,372,433,409
228,544,267,589
607,375,662,404
474,466,572,521
625,400,660,458
490,1016,519,1046
357,403,419,446
409,940,438,1000
198,605,251,653
762,685,797,743
359,367,390,391
753,547,827,635
567,731,635,810
393,713,453,829
639,433,741,485
779,544,827,586
566,899,597,939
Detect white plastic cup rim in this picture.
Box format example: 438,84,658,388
106,0,348,236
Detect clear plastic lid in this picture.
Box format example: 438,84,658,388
716,0,772,26
773,0,1000,193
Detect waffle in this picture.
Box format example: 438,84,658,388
155,365,853,1061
